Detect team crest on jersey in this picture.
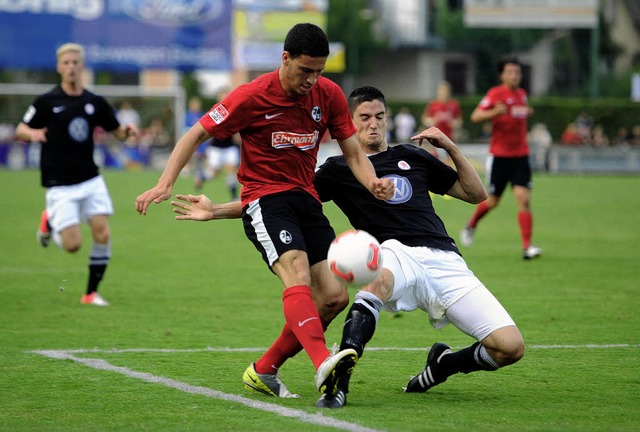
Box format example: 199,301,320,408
383,174,412,204
84,103,95,115
209,103,229,124
279,230,292,244
69,117,89,142
397,160,411,170
311,106,322,122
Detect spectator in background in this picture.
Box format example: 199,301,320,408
613,127,629,147
528,123,552,172
422,81,462,141
393,106,416,143
561,122,584,146
591,125,610,148
629,124,640,146
574,111,593,143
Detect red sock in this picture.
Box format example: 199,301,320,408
281,285,329,369
254,325,302,375
518,211,533,249
255,317,331,375
468,200,491,228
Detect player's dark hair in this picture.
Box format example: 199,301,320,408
284,23,330,58
497,55,521,74
348,86,387,115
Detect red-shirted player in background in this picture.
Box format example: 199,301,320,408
135,23,393,404
460,56,542,260
422,80,462,141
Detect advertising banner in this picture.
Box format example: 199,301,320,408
0,0,233,71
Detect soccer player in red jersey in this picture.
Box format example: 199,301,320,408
460,56,542,259
422,80,462,141
135,23,393,401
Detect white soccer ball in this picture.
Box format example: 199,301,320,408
327,229,382,286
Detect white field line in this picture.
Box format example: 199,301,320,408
29,344,638,431
31,349,381,432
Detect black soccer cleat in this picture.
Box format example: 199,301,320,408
404,342,452,393
315,389,347,409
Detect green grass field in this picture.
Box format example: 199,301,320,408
1,168,638,431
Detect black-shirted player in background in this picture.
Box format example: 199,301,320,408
168,86,525,408
15,43,138,306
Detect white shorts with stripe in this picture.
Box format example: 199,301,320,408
45,175,113,233
380,239,515,341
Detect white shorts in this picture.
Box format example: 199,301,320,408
206,146,239,170
380,239,515,340
45,175,114,232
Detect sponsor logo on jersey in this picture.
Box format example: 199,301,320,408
272,130,319,151
53,106,66,114
265,113,283,120
84,103,95,115
311,106,322,122
383,174,412,204
69,117,89,142
209,103,229,124
511,104,529,118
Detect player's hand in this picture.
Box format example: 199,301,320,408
171,194,216,221
372,177,394,201
494,102,507,115
411,126,454,151
135,185,172,215
30,128,48,142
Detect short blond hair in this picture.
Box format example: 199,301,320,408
56,43,84,61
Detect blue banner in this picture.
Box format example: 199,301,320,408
0,0,232,71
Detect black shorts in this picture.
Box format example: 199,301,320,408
486,155,532,197
242,190,336,269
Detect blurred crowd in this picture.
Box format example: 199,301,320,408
0,100,173,170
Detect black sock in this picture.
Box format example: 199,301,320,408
337,300,378,394
440,342,499,377
87,264,107,295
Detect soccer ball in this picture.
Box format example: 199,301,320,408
327,229,382,286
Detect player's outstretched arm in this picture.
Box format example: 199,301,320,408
412,127,487,204
136,124,211,215
171,194,242,221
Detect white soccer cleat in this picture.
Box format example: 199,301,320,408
315,348,358,395
523,245,542,260
81,292,110,306
460,226,475,247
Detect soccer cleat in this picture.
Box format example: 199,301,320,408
315,389,347,409
404,343,452,393
315,348,358,395
81,292,110,307
459,226,475,247
523,245,542,260
242,363,299,398
36,210,51,248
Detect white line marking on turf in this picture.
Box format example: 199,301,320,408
29,344,638,431
31,350,381,432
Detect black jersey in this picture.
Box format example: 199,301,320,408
22,85,120,187
315,144,461,253
209,135,236,149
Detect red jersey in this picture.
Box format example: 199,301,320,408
199,69,357,206
476,85,529,157
423,99,461,139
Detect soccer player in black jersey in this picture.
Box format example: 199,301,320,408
169,86,525,408
15,43,139,306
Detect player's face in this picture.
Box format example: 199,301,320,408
57,51,83,85
501,63,522,89
352,100,388,153
281,52,326,97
